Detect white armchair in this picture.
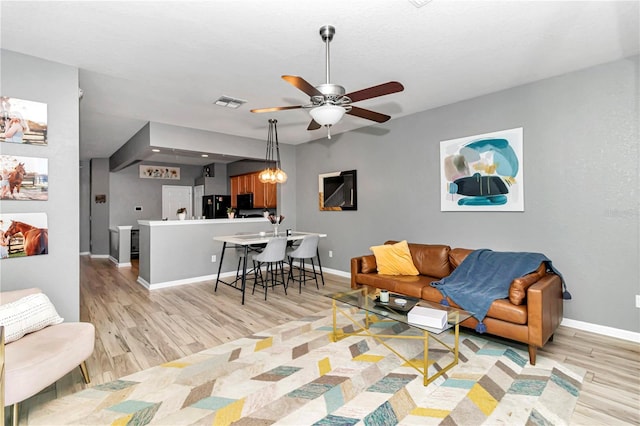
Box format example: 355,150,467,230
1,288,95,426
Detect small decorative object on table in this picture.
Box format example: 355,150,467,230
268,214,285,236
226,207,235,219
176,207,187,220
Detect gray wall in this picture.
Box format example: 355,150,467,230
0,50,80,321
79,160,91,253
90,158,110,255
109,161,204,227
296,56,639,333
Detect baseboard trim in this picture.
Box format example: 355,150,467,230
137,271,238,291
320,267,350,278
90,254,109,259
561,318,640,343
108,256,131,268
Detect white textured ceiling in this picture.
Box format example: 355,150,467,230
1,1,638,164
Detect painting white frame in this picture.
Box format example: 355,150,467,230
440,127,524,212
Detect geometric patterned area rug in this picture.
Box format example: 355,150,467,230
29,307,586,426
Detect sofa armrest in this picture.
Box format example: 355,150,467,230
527,273,563,347
351,255,378,288
351,257,364,288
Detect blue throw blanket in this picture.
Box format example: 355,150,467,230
431,249,569,333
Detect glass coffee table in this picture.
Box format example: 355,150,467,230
325,288,473,386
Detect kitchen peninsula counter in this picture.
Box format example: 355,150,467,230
137,217,274,289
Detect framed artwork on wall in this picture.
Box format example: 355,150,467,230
319,170,357,211
0,97,48,146
0,155,48,200
440,127,524,212
139,165,180,180
0,212,48,259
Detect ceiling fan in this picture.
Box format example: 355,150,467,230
250,25,404,139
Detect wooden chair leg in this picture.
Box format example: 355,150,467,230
528,344,537,365
79,360,91,384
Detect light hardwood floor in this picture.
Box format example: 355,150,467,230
18,256,640,425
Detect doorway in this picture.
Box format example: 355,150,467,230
162,185,193,219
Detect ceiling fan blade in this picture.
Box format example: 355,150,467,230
307,119,321,131
347,106,390,123
345,81,404,103
282,75,323,97
250,105,304,113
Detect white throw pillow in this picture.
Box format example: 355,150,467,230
0,293,64,343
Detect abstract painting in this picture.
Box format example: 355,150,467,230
0,212,48,259
318,170,357,211
0,97,48,146
0,155,48,200
440,127,524,211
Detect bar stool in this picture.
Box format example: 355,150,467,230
252,237,288,300
287,234,321,293
234,233,265,282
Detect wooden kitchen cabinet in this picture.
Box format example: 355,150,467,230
230,172,277,209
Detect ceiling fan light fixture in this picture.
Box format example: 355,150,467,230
309,104,345,126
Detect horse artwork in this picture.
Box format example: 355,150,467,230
8,162,25,196
3,220,48,257
0,155,48,200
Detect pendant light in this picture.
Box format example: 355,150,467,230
258,119,287,184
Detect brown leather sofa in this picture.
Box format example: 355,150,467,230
350,241,564,365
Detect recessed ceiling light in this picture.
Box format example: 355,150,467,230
151,149,160,152
201,154,209,158
214,95,247,109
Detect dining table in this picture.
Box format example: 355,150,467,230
213,231,327,304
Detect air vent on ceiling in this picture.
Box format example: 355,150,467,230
214,96,247,109
408,0,433,7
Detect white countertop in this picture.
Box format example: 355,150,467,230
138,217,269,226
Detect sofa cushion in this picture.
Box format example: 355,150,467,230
370,240,419,276
449,248,474,269
509,262,547,305
421,285,527,325
386,241,452,278
360,255,378,274
0,293,64,343
411,244,452,278
357,273,435,298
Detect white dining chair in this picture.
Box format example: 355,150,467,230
252,237,288,300
287,234,321,293
234,233,265,282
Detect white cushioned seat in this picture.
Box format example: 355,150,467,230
4,321,95,405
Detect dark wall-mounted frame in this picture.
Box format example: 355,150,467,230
318,169,357,211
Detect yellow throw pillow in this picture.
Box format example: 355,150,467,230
369,240,419,276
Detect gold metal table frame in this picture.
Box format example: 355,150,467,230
327,288,473,386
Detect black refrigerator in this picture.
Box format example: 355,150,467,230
203,195,231,219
